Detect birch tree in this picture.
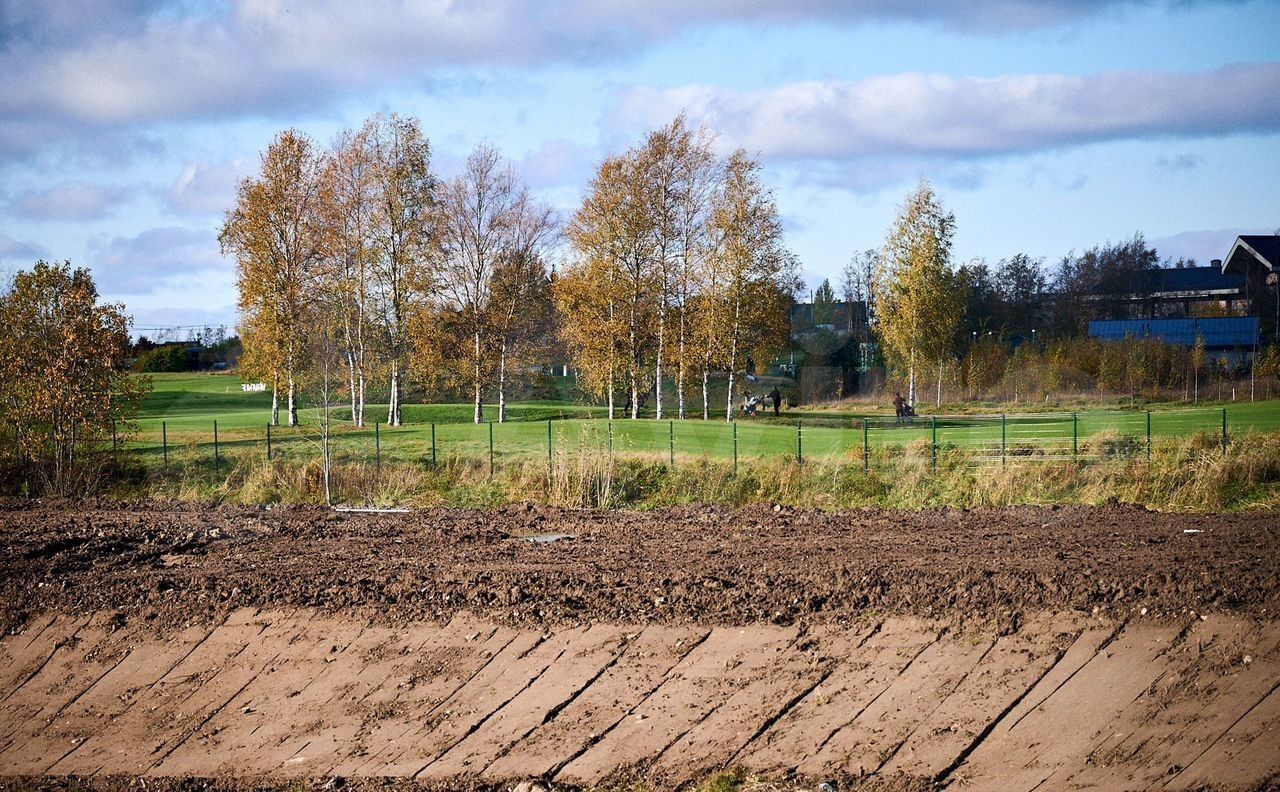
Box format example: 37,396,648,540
366,114,437,426
568,153,658,419
841,248,879,337
706,150,796,422
640,116,717,420
489,194,557,422
222,129,326,426
554,256,625,417
320,126,376,427
437,143,526,423
874,180,964,408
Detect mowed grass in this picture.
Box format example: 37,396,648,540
126,372,1280,466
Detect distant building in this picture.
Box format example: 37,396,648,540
1221,234,1279,279
1086,233,1279,364
789,300,868,336
788,300,877,401
1221,235,1279,341
1089,317,1259,349
1083,266,1248,319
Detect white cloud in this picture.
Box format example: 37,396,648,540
87,226,229,295
0,0,1243,161
518,139,600,190
611,64,1280,161
167,160,250,216
5,182,130,221
0,232,45,264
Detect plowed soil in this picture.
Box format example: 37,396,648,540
1,501,1278,791
2,501,1278,633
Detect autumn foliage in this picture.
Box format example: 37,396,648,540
0,261,148,494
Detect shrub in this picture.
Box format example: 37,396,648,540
136,345,191,372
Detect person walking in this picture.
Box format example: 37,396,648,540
893,392,905,423
769,386,782,416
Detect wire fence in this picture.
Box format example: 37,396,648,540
100,405,1256,477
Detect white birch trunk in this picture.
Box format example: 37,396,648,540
677,312,687,420
474,329,484,424
498,339,508,423
629,295,639,420
388,362,401,426
936,358,943,408
357,372,365,427
655,303,665,420
908,348,917,408
607,365,615,420
271,373,280,426
725,294,741,423
287,370,298,427
346,349,358,426
702,362,710,420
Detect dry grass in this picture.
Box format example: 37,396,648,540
113,430,1280,512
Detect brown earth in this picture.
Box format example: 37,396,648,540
1,500,1278,634
1,501,1278,791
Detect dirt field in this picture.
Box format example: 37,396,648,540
1,501,1278,790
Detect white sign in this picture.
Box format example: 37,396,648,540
242,382,267,392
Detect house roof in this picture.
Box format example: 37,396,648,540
1222,235,1279,274
1129,266,1244,296
1089,317,1260,348
1082,265,1244,301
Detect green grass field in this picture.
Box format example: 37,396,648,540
125,372,1280,468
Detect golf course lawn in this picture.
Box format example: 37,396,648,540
124,372,1280,466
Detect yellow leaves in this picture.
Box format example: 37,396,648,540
0,261,148,492
559,129,796,413
875,179,965,371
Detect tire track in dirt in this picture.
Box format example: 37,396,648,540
484,625,709,781
0,610,1276,790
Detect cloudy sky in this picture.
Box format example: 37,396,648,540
1,0,1278,331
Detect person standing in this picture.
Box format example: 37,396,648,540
769,387,782,416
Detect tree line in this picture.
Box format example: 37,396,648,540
224,114,799,426
803,179,1266,406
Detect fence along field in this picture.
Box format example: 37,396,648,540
109,374,1280,476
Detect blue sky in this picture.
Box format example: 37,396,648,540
1,0,1278,331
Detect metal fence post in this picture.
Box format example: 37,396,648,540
1221,408,1228,451
931,416,938,471
796,419,803,464
1001,414,1007,466
162,421,168,467
1072,413,1077,459
1146,410,1152,461
112,418,117,453
375,421,381,475
431,422,437,467
863,418,870,473
266,422,272,460
547,419,553,476
733,421,738,476
213,419,220,474
488,421,494,476
669,420,674,468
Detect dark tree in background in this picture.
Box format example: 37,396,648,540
812,278,836,325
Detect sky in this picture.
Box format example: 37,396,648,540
1,0,1278,333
